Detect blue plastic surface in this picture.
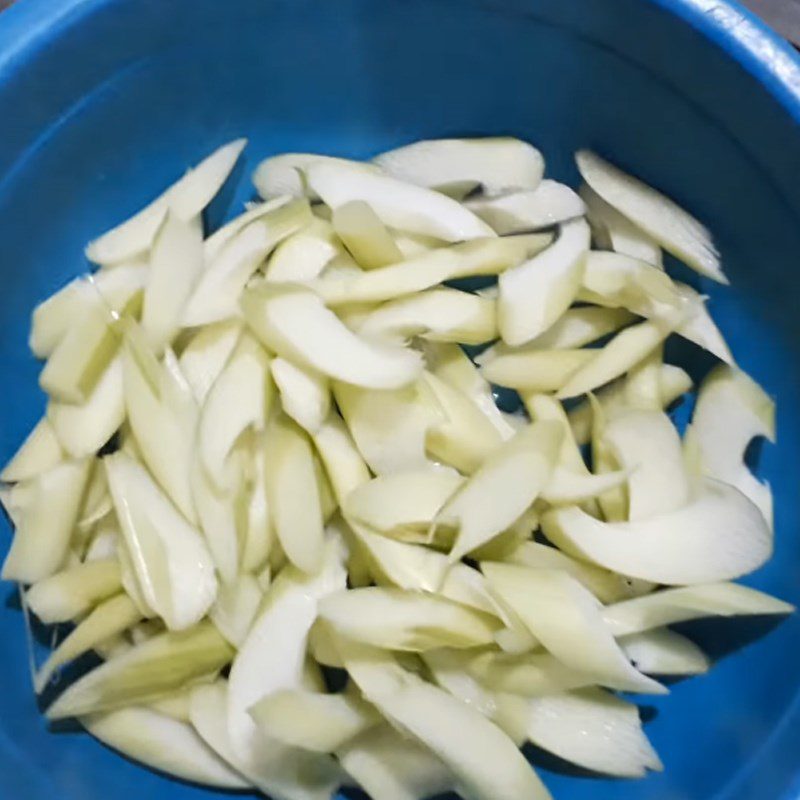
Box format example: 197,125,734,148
1,0,799,798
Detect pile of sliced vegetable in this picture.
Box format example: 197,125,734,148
1,136,793,800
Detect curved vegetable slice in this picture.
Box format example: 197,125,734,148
373,137,544,196
26,560,121,624
314,236,546,306
47,355,125,459
339,724,454,800
542,478,773,585
242,284,423,389
36,594,142,692
307,161,495,241
438,422,562,562
105,452,218,630
467,650,592,696
253,153,378,200
620,629,710,676
332,200,404,268
183,198,313,326
265,217,344,282
264,415,325,575
142,212,204,352
526,688,662,778
250,689,378,752
178,319,243,404
602,409,690,520
480,349,595,393
2,457,92,583
311,413,371,503
86,139,247,265
205,196,293,261
1,417,64,483
334,380,443,475
357,288,497,346
499,218,590,345
575,150,726,283
466,180,585,234
603,582,793,636
83,706,249,789
507,305,635,351
684,365,775,526
209,574,262,648
581,184,663,267
47,621,233,719
226,539,346,800
318,587,499,650
271,358,330,434
482,563,664,694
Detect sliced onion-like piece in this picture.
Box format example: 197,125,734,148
209,574,263,648
205,196,293,261
480,348,595,393
498,218,590,345
374,138,544,196
507,305,635,351
482,563,664,694
526,688,662,777
332,200,404,269
178,319,243,404
265,218,345,282
684,364,774,526
105,452,217,630
575,150,726,282
86,139,246,265
310,413,371,503
242,284,423,389
467,180,585,234
307,161,496,241
467,650,592,696
0,417,64,483
437,422,562,562
620,629,710,676
543,478,773,585
271,358,330,435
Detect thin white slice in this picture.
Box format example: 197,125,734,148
178,319,243,404
526,688,662,777
86,139,247,265
437,422,562,562
498,218,590,345
542,478,773,585
482,563,664,694
1,417,64,482
684,364,775,526
332,200,404,268
575,150,726,283
105,452,217,630
466,180,585,234
264,217,344,282
2,458,92,583
253,153,378,200
83,706,249,789
620,629,710,676
310,413,371,503
183,198,313,326
242,284,422,389
271,359,330,434
481,349,595,392
204,196,294,261
307,161,495,241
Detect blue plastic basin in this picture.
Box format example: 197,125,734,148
1,0,799,798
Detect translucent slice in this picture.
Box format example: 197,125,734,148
332,200,404,269
467,649,592,696
373,138,544,196
242,284,423,389
25,559,121,624
83,706,249,789
480,348,595,392
437,422,562,562
271,358,330,434
105,452,218,630
581,183,663,267
253,153,378,200
249,689,378,752
498,218,590,345
543,478,773,585
47,621,233,719
620,629,710,676
466,180,585,234
685,364,775,526
307,161,495,241
313,235,547,306
603,582,793,637
264,415,325,575
86,139,247,265
357,288,497,346
318,587,499,650
141,212,204,352
334,380,443,474
209,574,263,648
183,198,313,326
310,413,371,504
178,319,243,404
575,150,726,282
2,457,92,583
0,417,64,483
526,688,662,777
